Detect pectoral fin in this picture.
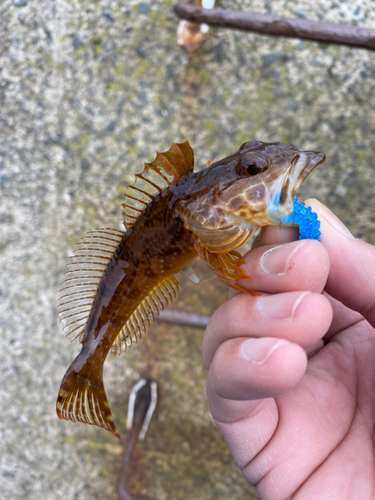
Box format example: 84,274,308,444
195,241,258,295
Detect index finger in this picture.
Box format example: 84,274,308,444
229,226,299,299
305,199,375,328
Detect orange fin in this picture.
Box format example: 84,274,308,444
58,228,124,342
195,243,258,295
111,275,179,355
205,157,217,168
56,369,120,439
123,140,194,229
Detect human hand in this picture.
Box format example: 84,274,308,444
203,199,375,499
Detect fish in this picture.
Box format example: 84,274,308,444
56,140,325,438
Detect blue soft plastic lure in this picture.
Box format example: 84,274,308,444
293,198,321,241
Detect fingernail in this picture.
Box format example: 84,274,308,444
257,291,311,320
319,206,355,239
260,241,305,275
239,338,287,365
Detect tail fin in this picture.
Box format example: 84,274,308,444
56,367,120,439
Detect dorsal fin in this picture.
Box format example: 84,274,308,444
123,140,194,229
111,275,179,355
58,228,124,342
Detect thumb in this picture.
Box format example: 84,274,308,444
305,199,375,328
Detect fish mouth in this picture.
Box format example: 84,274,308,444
294,150,326,188
276,150,326,215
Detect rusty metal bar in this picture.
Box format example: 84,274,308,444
157,308,211,329
118,380,157,500
174,0,375,51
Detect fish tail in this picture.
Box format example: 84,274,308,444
56,360,120,439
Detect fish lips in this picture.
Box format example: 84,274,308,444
278,150,326,213
296,150,326,185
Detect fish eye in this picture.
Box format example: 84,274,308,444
246,163,265,175
237,152,268,176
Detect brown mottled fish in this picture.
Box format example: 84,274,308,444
56,140,325,438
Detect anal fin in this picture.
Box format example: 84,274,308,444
111,275,179,355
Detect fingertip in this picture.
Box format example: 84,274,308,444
204,290,333,368
239,237,330,294
304,198,355,241
304,200,375,326
209,337,307,401
239,337,289,365
297,291,333,337
303,198,321,211
252,225,299,250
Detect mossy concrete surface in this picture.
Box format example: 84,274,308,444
1,0,375,499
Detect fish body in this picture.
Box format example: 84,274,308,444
57,140,325,438
57,185,197,438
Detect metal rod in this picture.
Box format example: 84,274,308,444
118,380,157,500
157,308,211,329
174,0,375,51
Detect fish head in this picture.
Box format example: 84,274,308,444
178,141,325,253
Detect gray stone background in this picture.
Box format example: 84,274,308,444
1,0,375,499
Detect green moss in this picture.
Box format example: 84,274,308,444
87,205,97,222
65,435,77,445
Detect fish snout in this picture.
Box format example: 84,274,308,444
297,151,326,184
273,149,325,217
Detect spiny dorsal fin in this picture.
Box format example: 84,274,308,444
58,228,124,342
123,140,194,229
111,275,179,355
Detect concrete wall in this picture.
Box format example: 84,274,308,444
1,0,375,498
